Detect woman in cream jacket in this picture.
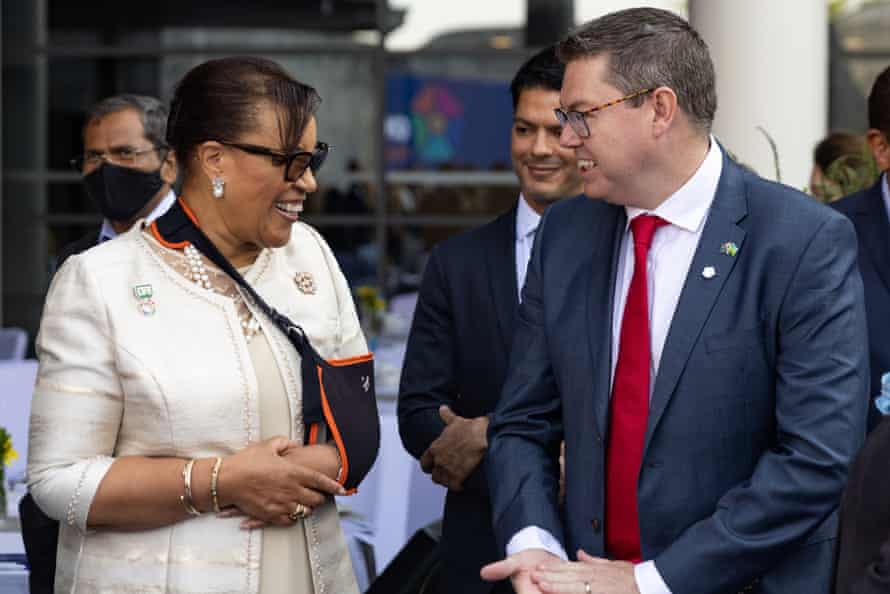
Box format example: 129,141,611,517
27,56,368,593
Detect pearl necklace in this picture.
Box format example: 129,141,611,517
183,244,262,341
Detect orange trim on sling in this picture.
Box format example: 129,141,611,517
316,365,356,495
308,423,320,445
327,352,373,367
177,197,201,226
148,196,202,249
149,221,189,249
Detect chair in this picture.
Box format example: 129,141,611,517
0,328,27,360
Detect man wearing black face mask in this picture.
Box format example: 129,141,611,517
56,94,177,269
20,94,177,594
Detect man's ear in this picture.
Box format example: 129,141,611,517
650,86,679,138
866,129,890,173
160,149,178,186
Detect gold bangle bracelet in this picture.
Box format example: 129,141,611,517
180,458,201,516
210,457,223,513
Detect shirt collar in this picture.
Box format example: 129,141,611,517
625,136,723,233
516,193,542,240
99,189,176,242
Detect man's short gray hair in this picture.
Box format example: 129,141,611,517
84,94,169,149
558,7,717,133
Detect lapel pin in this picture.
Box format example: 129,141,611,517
702,266,717,279
294,272,316,295
720,242,739,257
133,284,157,316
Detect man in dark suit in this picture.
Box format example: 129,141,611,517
831,65,890,433
833,64,890,594
398,46,582,594
20,93,176,594
481,8,869,594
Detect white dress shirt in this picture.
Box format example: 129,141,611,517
516,194,542,300
507,139,723,594
98,189,176,242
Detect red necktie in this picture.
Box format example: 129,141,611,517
605,214,668,563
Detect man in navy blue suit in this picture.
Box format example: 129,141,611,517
481,8,869,594
832,64,890,594
398,46,582,594
831,65,890,433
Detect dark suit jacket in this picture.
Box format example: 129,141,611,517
487,154,869,594
831,177,890,431
55,227,101,271
398,207,519,594
834,417,890,594
19,227,99,594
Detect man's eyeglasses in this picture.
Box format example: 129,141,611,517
554,88,655,139
219,141,329,182
70,145,164,174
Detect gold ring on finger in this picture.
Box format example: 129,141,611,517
288,503,307,522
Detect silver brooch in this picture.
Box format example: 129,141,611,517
294,272,316,294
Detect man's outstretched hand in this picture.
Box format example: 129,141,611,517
481,549,561,594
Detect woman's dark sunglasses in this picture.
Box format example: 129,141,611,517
219,141,329,182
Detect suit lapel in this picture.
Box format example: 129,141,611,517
645,156,748,449
486,206,520,352
588,205,626,440
855,180,890,294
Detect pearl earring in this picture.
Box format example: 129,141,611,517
211,177,225,199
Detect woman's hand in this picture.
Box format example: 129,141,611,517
281,443,341,479
217,436,345,526
228,442,343,530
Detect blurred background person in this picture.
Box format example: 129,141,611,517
831,64,890,434
26,56,367,593
810,130,874,203
398,45,582,594
58,94,178,268
18,92,178,594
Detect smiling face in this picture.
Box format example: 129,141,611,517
559,55,656,206
211,104,319,253
511,87,582,212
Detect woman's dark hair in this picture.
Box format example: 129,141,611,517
166,56,321,175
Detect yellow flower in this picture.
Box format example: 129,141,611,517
2,432,17,465
356,286,377,299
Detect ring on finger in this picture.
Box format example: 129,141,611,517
584,581,591,594
288,503,307,522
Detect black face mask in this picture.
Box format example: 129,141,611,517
83,162,165,222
